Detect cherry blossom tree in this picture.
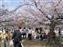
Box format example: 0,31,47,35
22,0,63,46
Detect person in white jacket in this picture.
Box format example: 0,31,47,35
28,28,32,40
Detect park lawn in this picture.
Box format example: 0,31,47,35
23,39,59,47
0,39,63,47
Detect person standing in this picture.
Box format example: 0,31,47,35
34,28,39,39
1,30,9,47
54,27,60,43
39,27,43,40
22,27,26,38
12,27,22,47
28,27,32,40
45,28,50,39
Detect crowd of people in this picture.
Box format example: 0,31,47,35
0,26,62,47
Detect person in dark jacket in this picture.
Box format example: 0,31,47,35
12,27,22,47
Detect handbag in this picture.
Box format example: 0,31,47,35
21,43,24,47
10,40,13,45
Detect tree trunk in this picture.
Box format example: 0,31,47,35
47,21,63,47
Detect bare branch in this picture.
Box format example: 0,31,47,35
10,3,33,13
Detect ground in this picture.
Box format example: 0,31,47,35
0,39,63,47
23,39,62,47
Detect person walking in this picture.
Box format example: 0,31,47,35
12,27,22,47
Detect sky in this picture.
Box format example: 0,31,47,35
0,0,60,11
0,0,25,10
